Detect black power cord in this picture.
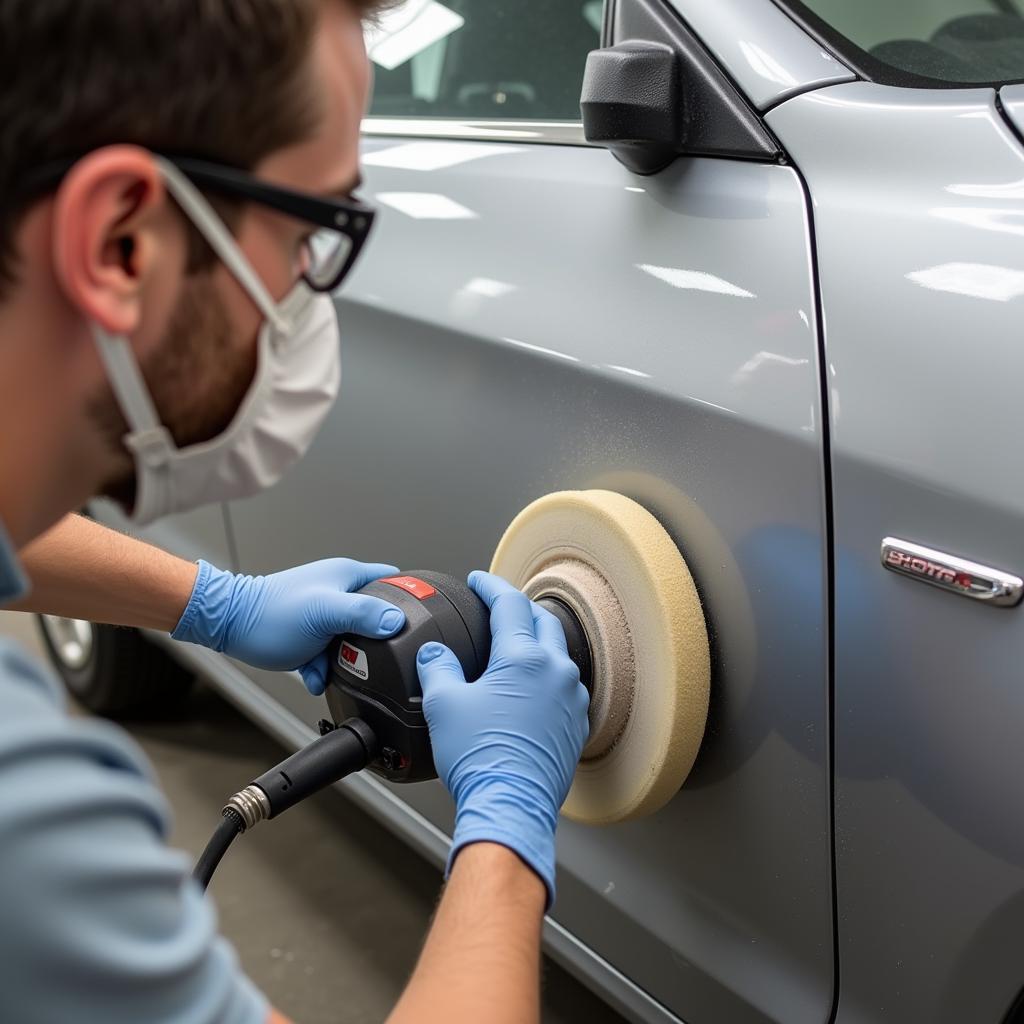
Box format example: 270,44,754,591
194,718,377,891
193,809,245,890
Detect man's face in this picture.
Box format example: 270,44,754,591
95,1,371,507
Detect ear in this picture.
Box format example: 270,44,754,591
51,146,169,336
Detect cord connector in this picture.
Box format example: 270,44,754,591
224,785,271,831
193,717,377,891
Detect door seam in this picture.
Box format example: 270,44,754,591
792,161,841,1024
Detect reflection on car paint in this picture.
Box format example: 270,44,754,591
375,192,478,220
635,264,757,298
906,262,1024,302
363,141,522,171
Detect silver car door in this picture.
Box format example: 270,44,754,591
227,2,834,1021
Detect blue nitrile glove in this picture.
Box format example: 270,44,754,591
416,570,590,908
172,558,406,696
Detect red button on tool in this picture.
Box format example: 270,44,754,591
380,576,437,600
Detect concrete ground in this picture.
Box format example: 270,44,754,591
0,610,627,1024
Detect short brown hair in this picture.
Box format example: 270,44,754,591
0,0,387,293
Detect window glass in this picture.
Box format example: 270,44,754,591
365,0,602,120
787,0,1024,84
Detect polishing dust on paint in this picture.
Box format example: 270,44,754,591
339,641,370,680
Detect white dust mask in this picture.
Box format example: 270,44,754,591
91,158,341,526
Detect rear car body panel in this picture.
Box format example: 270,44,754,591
767,82,1024,1023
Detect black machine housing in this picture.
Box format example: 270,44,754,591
326,570,594,784
326,572,492,783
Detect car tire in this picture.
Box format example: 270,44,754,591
36,615,194,718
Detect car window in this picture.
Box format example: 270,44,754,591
782,0,1024,84
365,0,603,120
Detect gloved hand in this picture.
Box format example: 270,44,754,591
171,558,406,696
416,570,590,908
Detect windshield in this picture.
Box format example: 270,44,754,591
779,0,1024,86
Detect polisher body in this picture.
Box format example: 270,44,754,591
326,571,491,783
326,570,593,784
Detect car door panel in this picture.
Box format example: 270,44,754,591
228,139,833,1024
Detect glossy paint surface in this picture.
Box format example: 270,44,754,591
768,82,1024,1023
669,0,855,110
225,138,833,1024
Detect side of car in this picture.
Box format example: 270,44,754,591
41,1,1024,1022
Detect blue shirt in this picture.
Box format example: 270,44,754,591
0,523,266,1023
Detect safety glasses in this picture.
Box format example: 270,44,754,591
167,157,376,293
20,153,377,294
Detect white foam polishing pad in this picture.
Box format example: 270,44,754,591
491,490,710,824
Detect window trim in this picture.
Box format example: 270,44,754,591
361,117,591,146
770,0,1024,90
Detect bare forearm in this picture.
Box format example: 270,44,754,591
11,514,198,631
387,843,545,1024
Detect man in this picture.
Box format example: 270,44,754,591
0,1,589,1022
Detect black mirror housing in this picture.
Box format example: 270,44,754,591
579,0,782,175
581,41,684,175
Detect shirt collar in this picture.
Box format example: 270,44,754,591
0,518,29,604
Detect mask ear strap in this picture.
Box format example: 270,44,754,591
92,323,176,467
92,325,161,431
154,157,290,334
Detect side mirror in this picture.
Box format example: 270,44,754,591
580,40,684,175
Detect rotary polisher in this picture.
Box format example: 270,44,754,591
325,571,593,783
194,571,593,889
195,489,711,888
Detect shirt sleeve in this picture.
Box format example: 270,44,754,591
0,638,268,1024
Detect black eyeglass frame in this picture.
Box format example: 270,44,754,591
20,153,377,294
168,156,376,293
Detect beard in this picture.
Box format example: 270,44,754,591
89,275,258,513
